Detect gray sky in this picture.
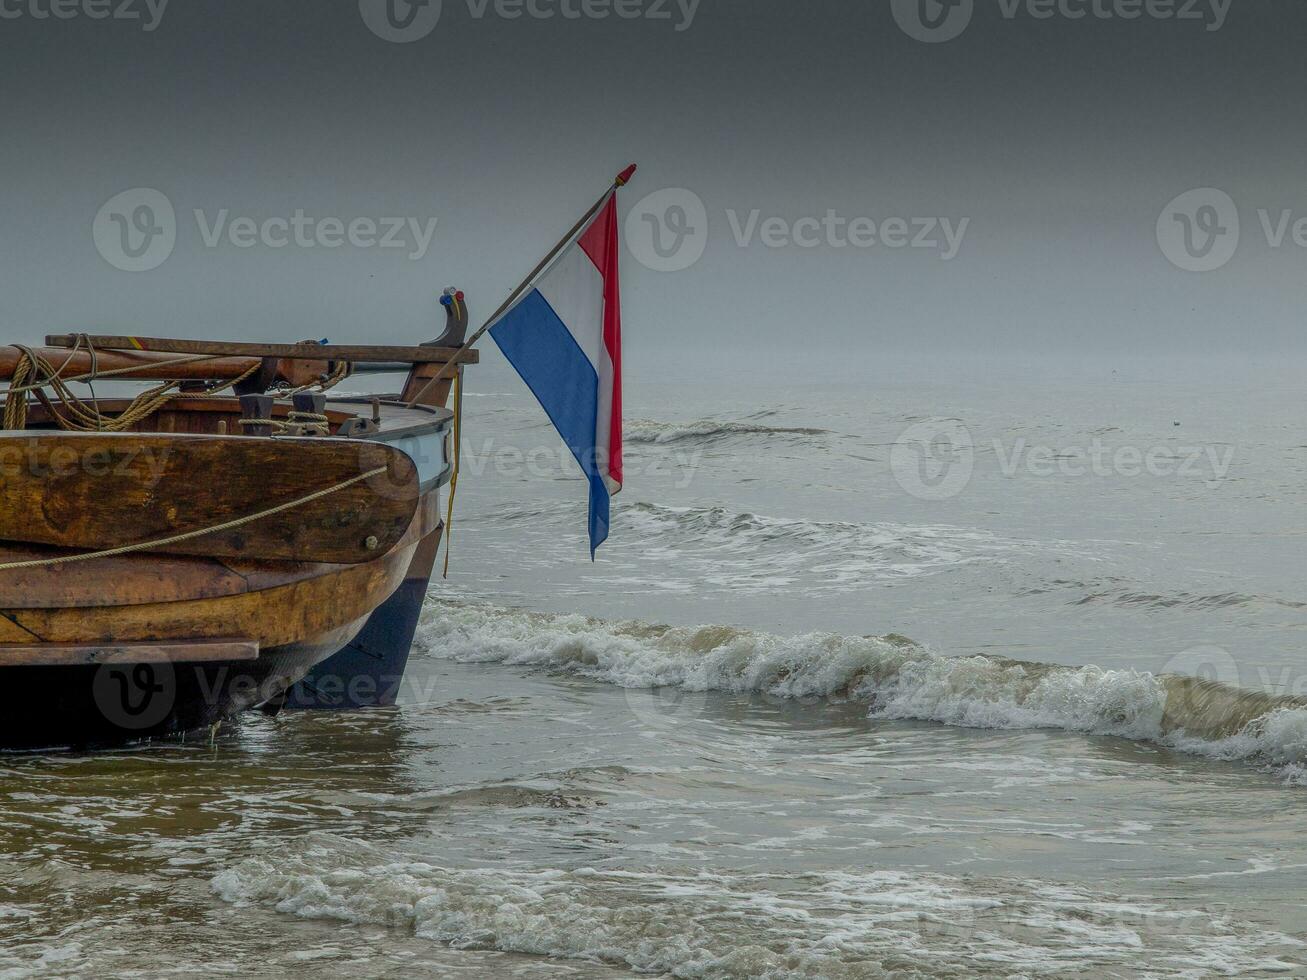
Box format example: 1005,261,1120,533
1,0,1303,383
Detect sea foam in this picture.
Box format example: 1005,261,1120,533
415,599,1307,780
212,834,1304,978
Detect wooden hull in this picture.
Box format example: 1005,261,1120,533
0,393,456,750
0,501,439,750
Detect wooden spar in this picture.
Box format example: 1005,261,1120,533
44,336,480,365
405,163,636,408
0,346,271,384
0,433,419,564
0,639,259,666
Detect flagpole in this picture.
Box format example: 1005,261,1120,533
405,164,637,408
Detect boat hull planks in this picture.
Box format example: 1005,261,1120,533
0,432,419,565
0,384,458,749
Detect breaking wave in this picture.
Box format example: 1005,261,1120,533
213,835,1304,978
415,600,1307,782
625,417,832,445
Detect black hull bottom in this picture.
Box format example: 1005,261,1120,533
0,622,363,751
284,580,427,710
285,528,439,711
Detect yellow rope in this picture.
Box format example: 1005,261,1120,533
442,366,463,579
236,412,331,436
0,465,390,571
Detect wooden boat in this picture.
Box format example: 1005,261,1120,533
0,297,476,749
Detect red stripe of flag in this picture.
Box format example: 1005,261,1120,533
577,194,623,488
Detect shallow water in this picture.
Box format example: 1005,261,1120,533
3,377,1305,977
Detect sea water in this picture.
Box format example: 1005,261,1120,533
2,375,1305,977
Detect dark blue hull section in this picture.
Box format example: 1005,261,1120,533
284,579,427,710
285,531,439,711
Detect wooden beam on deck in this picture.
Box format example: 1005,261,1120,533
45,336,479,365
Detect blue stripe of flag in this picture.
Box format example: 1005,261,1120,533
490,288,611,557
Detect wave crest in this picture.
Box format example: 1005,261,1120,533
416,600,1307,780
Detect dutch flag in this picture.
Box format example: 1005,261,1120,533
490,177,627,558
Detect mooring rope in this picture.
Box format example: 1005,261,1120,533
236,411,332,436
0,465,390,571
442,365,464,579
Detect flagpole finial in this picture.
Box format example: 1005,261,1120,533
616,164,638,187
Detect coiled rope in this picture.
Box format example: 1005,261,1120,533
3,337,350,434
3,341,260,433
